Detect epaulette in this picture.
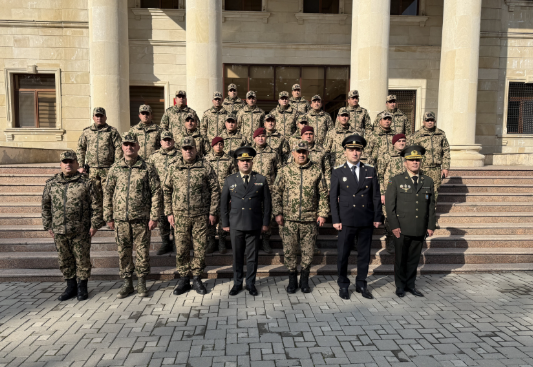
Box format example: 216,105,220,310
364,163,374,168
334,164,344,170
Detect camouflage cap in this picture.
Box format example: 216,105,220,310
246,91,256,98
93,107,106,116
338,107,350,116
348,90,360,98
175,90,187,97
181,136,196,148
161,130,174,140
296,115,308,125
265,113,276,121
293,140,310,152
228,83,237,91
381,111,393,119
226,114,237,122
213,91,223,99
139,104,152,113
311,94,321,101
424,111,436,121
185,112,196,120
122,132,138,144
60,150,77,162
279,91,289,98
292,84,301,90
386,94,397,102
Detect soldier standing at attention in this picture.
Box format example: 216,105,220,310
161,90,199,138
201,91,229,143
237,91,265,143
129,104,162,160
264,113,290,162
220,114,247,158
147,131,180,256
204,137,237,255
364,112,395,166
331,135,382,300
77,107,123,200
42,151,104,302
324,107,357,168
269,91,298,138
223,83,245,114
289,84,310,116
104,133,161,299
386,145,436,298
288,115,309,148
373,95,412,136
175,112,209,157
221,147,271,297
346,90,372,138
409,111,451,207
306,95,334,147
163,137,220,296
273,140,329,294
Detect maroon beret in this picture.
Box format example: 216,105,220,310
253,127,266,139
211,136,224,147
392,134,406,145
301,126,314,136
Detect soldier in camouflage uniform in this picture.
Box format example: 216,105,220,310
409,111,451,207
147,130,180,256
346,90,372,138
269,91,298,138
161,90,199,138
288,115,309,148
236,91,265,143
163,137,220,296
223,83,245,115
264,113,291,162
42,151,104,302
305,95,334,147
104,133,161,299
289,84,310,116
174,112,209,157
365,112,396,167
77,107,123,202
324,107,357,168
204,137,237,255
201,91,229,143
273,140,329,294
220,114,247,158
129,104,162,160
373,95,413,136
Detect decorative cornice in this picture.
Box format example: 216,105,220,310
222,11,271,24
223,41,350,51
390,15,429,27
129,39,186,47
130,8,185,21
4,128,65,142
481,31,533,39
0,20,88,28
504,0,533,12
294,13,348,25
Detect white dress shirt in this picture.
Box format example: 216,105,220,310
346,161,361,181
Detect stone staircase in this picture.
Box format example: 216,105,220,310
0,163,532,281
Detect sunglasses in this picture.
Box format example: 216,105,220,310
140,112,150,116
123,142,136,147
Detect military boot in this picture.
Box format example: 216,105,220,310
137,277,148,297
58,278,77,301
385,235,395,254
192,276,207,295
218,235,228,254
205,237,217,254
157,234,173,255
116,277,134,299
314,244,322,256
77,279,89,301
173,276,191,295
299,269,311,293
261,236,273,254
286,271,298,294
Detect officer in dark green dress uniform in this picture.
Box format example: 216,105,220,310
385,145,436,298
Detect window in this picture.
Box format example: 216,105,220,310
507,82,533,134
303,0,340,13
14,74,56,128
390,89,417,132
130,86,165,127
140,0,181,9
225,0,262,11
390,0,418,15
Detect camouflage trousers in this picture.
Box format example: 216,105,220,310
281,220,317,271
175,214,208,277
114,220,151,279
89,167,109,203
54,232,91,280
422,167,443,205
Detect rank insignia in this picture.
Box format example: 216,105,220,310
343,177,347,182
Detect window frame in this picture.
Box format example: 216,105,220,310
504,81,533,135
223,0,263,11
302,0,340,14
138,0,184,9
13,74,56,129
129,84,168,127
390,0,420,16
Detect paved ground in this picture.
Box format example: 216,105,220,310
0,273,533,367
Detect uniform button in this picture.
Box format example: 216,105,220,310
353,195,355,197
362,205,365,207
366,186,368,188
416,201,418,203
353,205,355,207
242,208,244,210
416,216,418,218
416,208,418,211
249,198,251,200
361,195,364,197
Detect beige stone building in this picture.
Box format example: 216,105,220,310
0,0,532,166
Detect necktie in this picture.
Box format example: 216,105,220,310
351,165,358,184
412,176,418,188
244,175,249,188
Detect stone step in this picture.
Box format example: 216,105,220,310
0,164,59,174
438,202,533,213
0,203,42,214
438,193,533,202
444,176,533,184
0,192,45,202
449,167,533,176
0,174,51,184
437,212,533,223
0,183,45,193
439,184,533,193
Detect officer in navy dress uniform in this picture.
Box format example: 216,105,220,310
330,135,383,300
385,145,436,298
221,146,272,296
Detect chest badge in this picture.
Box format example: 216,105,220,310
343,177,347,182
400,184,411,192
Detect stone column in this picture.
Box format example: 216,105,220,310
88,0,130,133
186,0,223,115
437,0,485,167
350,0,390,121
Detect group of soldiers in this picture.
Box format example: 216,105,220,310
41,83,450,301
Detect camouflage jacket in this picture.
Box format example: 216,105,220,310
269,105,298,137
272,160,329,221
252,143,282,187
409,127,451,169
174,128,209,157
288,130,302,151
365,126,396,167
163,157,220,217
372,108,412,136
147,147,180,180
324,125,356,168
76,123,123,168
129,122,162,160
103,157,161,222
236,105,265,143
42,172,104,235
346,105,372,138
220,129,247,158
204,151,237,189
200,106,229,142
160,105,199,138
286,143,331,189
222,96,245,115
288,97,310,116
377,149,404,195
306,109,334,146
266,130,291,162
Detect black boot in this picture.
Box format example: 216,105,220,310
286,271,298,294
192,276,207,295
77,279,89,301
218,235,227,255
58,278,77,301
299,269,311,293
173,276,191,295
261,236,273,254
205,237,217,254
157,234,173,255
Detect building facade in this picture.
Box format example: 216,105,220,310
0,0,532,166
